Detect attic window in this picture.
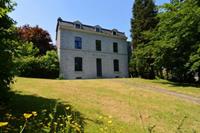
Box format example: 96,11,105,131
75,24,81,29
96,28,101,32
112,31,117,35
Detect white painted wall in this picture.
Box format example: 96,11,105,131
57,25,128,79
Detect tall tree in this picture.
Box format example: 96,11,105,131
0,0,16,103
131,0,157,48
145,0,200,82
130,0,158,78
17,25,54,55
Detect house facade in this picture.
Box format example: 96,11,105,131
56,18,128,79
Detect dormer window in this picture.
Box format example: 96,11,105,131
112,31,117,35
95,25,102,33
96,28,100,32
74,20,82,29
75,24,81,29
112,29,118,36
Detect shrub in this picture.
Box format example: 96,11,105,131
16,50,59,79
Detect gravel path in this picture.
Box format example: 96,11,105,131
120,80,200,105
136,83,200,104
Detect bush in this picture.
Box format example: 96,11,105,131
41,50,59,78
16,50,59,79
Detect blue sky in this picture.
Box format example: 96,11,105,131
9,0,169,43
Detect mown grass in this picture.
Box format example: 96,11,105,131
9,77,200,132
124,78,200,98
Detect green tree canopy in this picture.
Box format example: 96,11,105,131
131,0,158,48
0,0,17,102
130,0,158,78
130,0,200,83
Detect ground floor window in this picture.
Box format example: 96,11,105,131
75,57,82,71
113,59,119,72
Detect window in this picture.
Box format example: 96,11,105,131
96,40,101,51
75,37,82,49
112,31,117,35
75,57,82,71
96,28,101,32
75,24,81,29
113,59,119,72
113,42,118,53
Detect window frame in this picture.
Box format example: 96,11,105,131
75,37,82,49
113,42,118,53
113,59,119,72
96,28,101,32
112,31,117,35
74,57,83,71
75,24,81,29
96,40,102,51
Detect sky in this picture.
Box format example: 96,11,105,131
9,0,169,43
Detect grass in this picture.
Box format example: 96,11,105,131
124,78,200,98
9,77,200,132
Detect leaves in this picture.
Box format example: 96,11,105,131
17,25,54,55
130,0,200,82
0,0,17,102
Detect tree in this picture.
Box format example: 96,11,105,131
14,41,59,79
15,50,59,79
0,0,16,103
131,0,158,48
130,0,158,78
144,0,200,82
17,25,54,55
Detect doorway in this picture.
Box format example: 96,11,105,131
96,58,102,77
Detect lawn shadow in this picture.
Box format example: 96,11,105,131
153,80,200,88
0,92,86,133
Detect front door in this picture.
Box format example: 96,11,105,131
96,58,102,77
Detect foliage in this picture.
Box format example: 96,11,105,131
42,50,59,76
0,0,17,102
152,0,200,82
15,41,39,57
17,25,55,55
131,0,158,48
130,0,158,79
15,45,59,79
0,103,85,133
130,0,200,83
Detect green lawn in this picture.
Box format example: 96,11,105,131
125,78,200,98
10,77,200,133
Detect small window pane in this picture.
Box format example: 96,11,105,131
113,31,117,35
75,37,82,49
113,59,119,72
113,42,118,53
96,28,100,32
75,57,82,71
75,24,81,29
96,40,101,51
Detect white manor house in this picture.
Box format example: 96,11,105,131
56,18,128,79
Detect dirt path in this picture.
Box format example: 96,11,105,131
119,80,200,105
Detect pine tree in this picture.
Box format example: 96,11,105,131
131,0,157,48
130,0,158,78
